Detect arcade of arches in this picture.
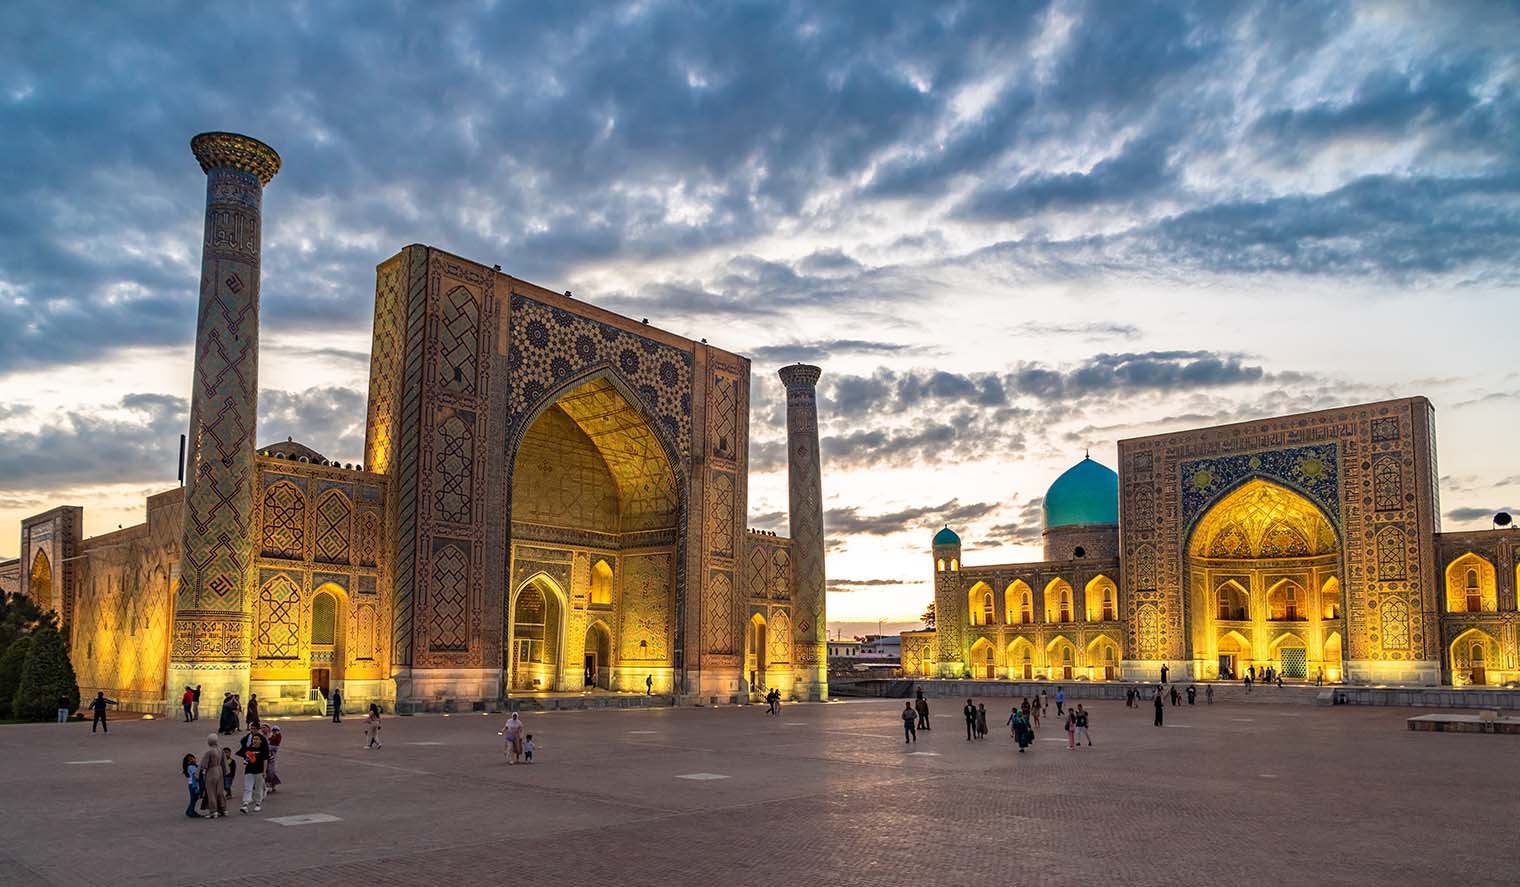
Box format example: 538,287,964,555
1188,480,1344,682
506,375,678,693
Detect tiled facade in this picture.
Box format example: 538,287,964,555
913,397,1519,687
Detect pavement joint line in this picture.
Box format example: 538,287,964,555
821,730,897,740
675,772,729,780
267,813,342,826
64,759,113,764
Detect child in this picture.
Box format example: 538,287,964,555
264,724,282,793
182,753,202,818
524,734,535,764
221,747,236,796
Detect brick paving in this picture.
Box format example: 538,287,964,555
0,697,1515,886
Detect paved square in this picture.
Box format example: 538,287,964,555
0,698,1515,886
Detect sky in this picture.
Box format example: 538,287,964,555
1,1,1517,638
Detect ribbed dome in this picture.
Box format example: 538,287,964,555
932,526,961,546
1043,457,1119,528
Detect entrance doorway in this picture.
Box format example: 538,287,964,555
746,614,767,700
584,622,611,689
310,668,330,698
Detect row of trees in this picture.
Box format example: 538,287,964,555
0,593,80,720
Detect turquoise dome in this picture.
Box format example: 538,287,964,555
1043,457,1119,528
932,526,961,546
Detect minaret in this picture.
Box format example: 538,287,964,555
778,364,827,700
168,133,281,716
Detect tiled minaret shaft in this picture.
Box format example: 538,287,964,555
778,364,827,700
169,133,281,714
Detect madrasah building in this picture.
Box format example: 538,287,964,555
903,400,1520,688
0,132,827,714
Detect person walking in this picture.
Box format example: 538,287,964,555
199,734,228,818
963,699,977,741
218,694,236,734
245,694,260,730
263,725,282,794
503,710,525,763
1029,696,1040,728
87,692,116,733
1008,705,1021,738
331,687,343,723
1170,685,1181,706
57,694,71,724
365,703,383,749
976,702,989,739
1205,684,1214,704
1153,689,1165,727
1064,708,1076,749
1013,709,1033,753
1054,687,1065,716
237,728,269,814
646,674,654,695
914,691,931,731
1040,689,1049,716
1186,684,1197,705
182,686,195,722
1074,704,1092,747
901,702,917,743
192,684,202,720
181,753,202,818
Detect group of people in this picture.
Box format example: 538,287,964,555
215,692,252,735
181,721,283,818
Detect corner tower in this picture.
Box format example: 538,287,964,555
931,526,964,676
779,364,827,700
169,132,281,712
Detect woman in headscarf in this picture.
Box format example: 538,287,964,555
199,733,228,818
502,711,525,764
218,693,237,735
365,703,383,749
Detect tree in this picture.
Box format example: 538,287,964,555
11,624,78,721
921,602,935,630
0,635,32,719
0,593,58,657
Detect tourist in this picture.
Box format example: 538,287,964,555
1074,704,1092,746
263,724,282,794
963,699,977,741
1009,708,1032,752
976,702,989,738
1020,696,1031,727
331,687,343,723
199,734,228,818
232,694,243,727
503,711,525,763
1161,663,1170,684
646,674,654,695
902,702,917,743
181,753,202,818
1007,705,1020,738
1248,665,1256,683
220,746,236,798
1040,689,1049,715
1205,684,1214,705
1153,689,1165,727
182,686,194,722
237,728,269,814
1055,686,1065,716
245,694,260,730
1170,685,1181,706
1064,708,1076,749
914,690,931,730
87,692,116,733
1244,673,1253,693
219,694,237,734
1315,667,1325,687
1125,687,1134,708
1277,673,1285,689
1186,685,1197,705
192,684,202,720
524,734,536,763
57,694,71,724
365,703,383,749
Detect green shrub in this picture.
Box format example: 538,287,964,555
0,635,32,718
12,625,79,721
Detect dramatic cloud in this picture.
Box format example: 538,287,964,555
825,499,1000,538
1445,506,1517,524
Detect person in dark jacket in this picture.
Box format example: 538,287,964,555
963,699,977,741
245,694,260,730
238,729,270,814
87,693,116,733
192,684,202,721
330,687,343,723
218,693,238,734
1153,689,1165,727
914,690,931,730
901,702,917,743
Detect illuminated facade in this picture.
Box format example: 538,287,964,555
4,133,826,714
910,398,1520,687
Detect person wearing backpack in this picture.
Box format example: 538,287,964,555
181,753,202,818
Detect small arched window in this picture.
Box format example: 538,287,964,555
982,592,995,626
1059,591,1072,623
937,559,946,572
950,559,959,571
1465,570,1481,612
590,560,613,606
1021,592,1032,624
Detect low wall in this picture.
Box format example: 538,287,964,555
834,678,1520,710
